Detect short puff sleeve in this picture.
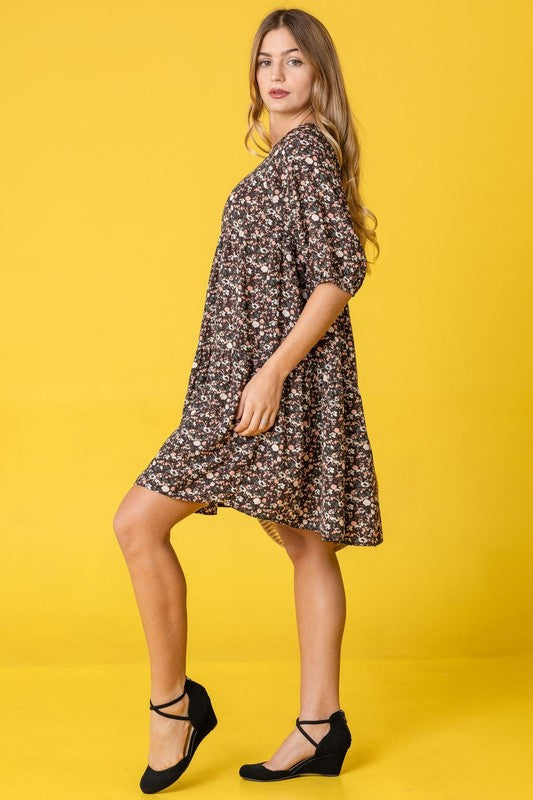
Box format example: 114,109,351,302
284,133,367,297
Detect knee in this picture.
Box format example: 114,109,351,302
285,541,337,565
283,532,310,561
278,526,336,563
112,505,162,557
112,506,138,554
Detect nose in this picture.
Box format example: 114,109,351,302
270,62,285,82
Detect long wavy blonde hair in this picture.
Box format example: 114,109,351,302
245,8,379,266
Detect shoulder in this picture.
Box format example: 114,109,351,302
275,125,340,182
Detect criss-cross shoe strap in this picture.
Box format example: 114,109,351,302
296,716,331,748
149,686,189,720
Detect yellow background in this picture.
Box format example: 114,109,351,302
1,1,531,798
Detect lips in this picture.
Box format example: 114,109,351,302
269,89,289,97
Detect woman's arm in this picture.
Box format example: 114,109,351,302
262,281,351,381
233,281,351,437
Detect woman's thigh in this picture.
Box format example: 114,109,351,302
113,484,210,543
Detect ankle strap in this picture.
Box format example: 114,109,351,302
149,682,189,720
296,716,331,748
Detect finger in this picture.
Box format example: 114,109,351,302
233,388,247,426
233,404,244,425
259,407,278,429
233,412,252,433
233,410,250,431
233,402,248,430
237,411,271,437
255,411,276,433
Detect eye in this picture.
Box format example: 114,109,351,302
257,58,303,67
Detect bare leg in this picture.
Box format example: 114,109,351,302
261,524,346,770
112,484,209,770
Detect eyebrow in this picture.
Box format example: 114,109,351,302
257,48,301,57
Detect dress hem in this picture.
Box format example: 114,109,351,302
133,478,383,550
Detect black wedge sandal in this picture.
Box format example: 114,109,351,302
139,676,218,794
239,708,352,781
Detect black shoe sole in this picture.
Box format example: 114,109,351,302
239,750,348,781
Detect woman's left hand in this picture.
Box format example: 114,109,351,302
233,365,284,436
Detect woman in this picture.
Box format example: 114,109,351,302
113,7,383,793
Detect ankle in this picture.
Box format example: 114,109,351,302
298,705,340,719
150,678,187,706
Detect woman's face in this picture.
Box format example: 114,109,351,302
256,27,315,124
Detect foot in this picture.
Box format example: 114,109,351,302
148,688,193,771
261,721,331,771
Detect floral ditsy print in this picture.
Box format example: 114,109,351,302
134,122,383,549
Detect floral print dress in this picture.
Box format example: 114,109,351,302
134,122,383,550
